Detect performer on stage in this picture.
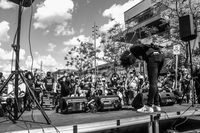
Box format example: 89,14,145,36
129,42,164,113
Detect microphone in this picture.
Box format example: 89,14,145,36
8,0,35,7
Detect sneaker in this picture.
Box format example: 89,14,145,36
137,105,154,113
153,105,161,112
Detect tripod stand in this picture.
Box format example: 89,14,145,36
0,1,51,124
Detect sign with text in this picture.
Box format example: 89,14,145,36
173,45,181,55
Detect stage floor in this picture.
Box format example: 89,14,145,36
1,103,200,133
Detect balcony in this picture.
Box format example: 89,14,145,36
124,0,158,22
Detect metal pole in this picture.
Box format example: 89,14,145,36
153,114,160,133
175,54,178,91
148,115,153,133
14,2,22,120
93,22,97,87
188,41,195,106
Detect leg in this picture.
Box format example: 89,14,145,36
146,56,159,106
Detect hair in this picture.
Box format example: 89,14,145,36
25,71,33,79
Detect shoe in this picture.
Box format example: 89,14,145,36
153,105,161,112
137,105,154,113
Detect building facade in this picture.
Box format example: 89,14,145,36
123,0,169,44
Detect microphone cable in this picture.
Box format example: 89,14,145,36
28,0,34,73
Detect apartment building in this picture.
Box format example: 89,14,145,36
123,0,169,44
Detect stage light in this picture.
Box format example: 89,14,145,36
8,0,35,7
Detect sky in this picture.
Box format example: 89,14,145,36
0,0,141,77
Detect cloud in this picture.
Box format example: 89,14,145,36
25,53,61,71
62,35,102,57
55,22,75,36
80,28,84,33
0,0,15,9
0,47,25,77
100,0,141,32
43,30,50,35
33,0,74,30
0,21,10,42
0,48,25,61
63,35,92,46
47,43,57,52
0,62,13,77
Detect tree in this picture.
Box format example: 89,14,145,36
100,23,136,73
64,42,100,75
140,0,200,69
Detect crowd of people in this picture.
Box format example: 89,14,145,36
0,62,200,114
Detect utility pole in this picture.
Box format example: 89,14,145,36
92,22,98,88
40,61,43,71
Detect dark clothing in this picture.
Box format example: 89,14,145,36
43,77,54,91
34,79,43,102
146,53,164,106
130,43,164,106
58,77,71,97
194,68,200,104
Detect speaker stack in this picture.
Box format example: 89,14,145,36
179,14,197,42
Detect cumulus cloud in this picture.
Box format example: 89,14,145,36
0,48,25,61
33,0,74,36
0,21,10,42
0,47,25,77
80,28,84,33
55,22,75,36
43,30,50,35
0,62,13,77
62,35,102,62
25,53,60,71
63,35,102,49
0,0,15,9
99,0,141,32
47,43,57,52
63,35,92,46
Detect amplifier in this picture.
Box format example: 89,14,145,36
98,95,122,111
60,96,87,114
159,92,176,106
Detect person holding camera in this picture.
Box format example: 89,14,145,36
129,42,164,113
125,70,139,105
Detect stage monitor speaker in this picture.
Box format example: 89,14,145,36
9,0,35,7
132,92,176,109
60,96,87,114
179,14,197,42
159,92,176,106
98,95,122,111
